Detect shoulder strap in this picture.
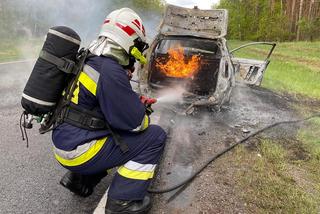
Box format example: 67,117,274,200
39,50,77,74
39,49,89,133
58,51,129,153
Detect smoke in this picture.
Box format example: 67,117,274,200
0,0,164,100
166,0,217,9
3,0,162,47
156,86,186,104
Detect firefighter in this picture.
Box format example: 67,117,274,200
52,8,167,214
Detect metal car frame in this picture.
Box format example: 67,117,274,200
137,4,276,113
230,42,276,86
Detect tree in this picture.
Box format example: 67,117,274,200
296,0,304,40
217,0,320,41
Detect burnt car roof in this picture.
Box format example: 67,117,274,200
160,4,228,39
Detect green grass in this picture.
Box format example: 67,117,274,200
228,40,320,99
229,40,320,60
298,118,320,161
233,138,320,213
0,38,42,62
223,40,320,212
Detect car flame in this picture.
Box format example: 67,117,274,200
155,47,201,78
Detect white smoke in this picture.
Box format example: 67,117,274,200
156,86,186,104
3,0,162,47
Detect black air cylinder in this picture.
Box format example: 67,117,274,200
21,26,81,116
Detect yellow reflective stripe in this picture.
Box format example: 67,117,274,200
141,115,149,131
118,166,154,180
55,137,108,167
132,115,150,132
78,71,97,95
71,81,80,104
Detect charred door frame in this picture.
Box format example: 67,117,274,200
230,42,277,86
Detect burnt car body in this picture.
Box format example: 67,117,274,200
231,42,276,86
138,5,276,112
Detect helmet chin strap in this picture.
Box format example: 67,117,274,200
130,46,147,64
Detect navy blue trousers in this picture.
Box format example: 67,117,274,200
64,125,167,200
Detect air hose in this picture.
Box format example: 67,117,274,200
148,113,320,194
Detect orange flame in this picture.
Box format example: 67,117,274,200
155,47,201,78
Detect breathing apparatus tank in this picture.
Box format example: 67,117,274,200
21,26,81,116
20,26,83,142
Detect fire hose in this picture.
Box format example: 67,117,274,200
148,112,320,194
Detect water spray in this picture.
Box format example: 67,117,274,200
155,86,186,104
129,79,186,105
157,94,180,103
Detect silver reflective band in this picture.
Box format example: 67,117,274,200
53,140,98,160
124,161,156,172
48,29,81,45
22,93,56,106
83,65,100,83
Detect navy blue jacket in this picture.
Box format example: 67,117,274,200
52,56,146,151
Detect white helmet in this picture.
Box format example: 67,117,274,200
99,8,149,64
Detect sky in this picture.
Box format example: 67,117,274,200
165,0,219,9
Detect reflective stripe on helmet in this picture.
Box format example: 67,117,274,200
115,22,136,36
131,22,140,31
98,8,147,54
142,25,145,37
132,19,145,37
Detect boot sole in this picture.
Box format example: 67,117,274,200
105,202,152,214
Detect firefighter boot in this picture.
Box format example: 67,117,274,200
60,171,108,197
105,195,151,214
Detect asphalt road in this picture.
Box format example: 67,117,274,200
0,61,110,214
0,61,299,214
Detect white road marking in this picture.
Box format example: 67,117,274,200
93,188,109,214
0,59,36,66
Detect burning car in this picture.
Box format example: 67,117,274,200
138,4,276,112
